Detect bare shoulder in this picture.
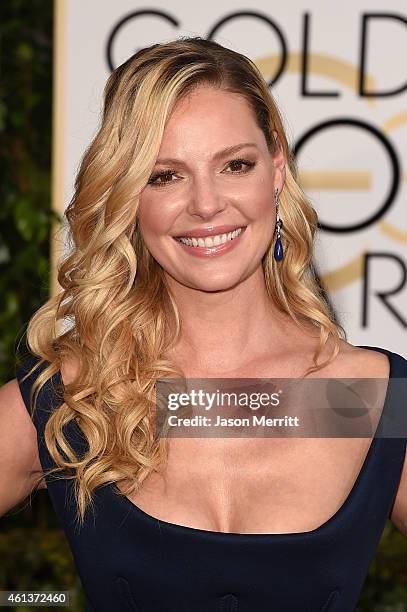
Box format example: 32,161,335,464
0,377,36,430
325,339,390,379
0,378,46,511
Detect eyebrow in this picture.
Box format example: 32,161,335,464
155,142,259,166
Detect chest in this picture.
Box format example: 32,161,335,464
120,436,375,534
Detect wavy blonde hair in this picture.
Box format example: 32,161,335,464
19,36,346,524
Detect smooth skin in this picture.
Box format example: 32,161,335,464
1,85,406,536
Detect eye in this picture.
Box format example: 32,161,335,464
224,158,256,174
147,170,178,187
147,157,256,188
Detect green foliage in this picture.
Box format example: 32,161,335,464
0,0,61,382
0,2,406,610
0,0,82,607
0,525,85,611
358,521,407,610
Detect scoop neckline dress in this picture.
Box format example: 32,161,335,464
51,343,392,542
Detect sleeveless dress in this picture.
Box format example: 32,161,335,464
15,345,407,612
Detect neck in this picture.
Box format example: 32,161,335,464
164,267,300,375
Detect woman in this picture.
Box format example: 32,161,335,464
1,36,406,612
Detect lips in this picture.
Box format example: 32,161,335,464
173,224,247,239
172,225,246,258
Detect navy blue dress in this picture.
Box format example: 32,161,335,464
15,345,407,612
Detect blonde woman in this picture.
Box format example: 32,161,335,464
1,36,406,612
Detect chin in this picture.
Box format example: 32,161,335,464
180,273,248,293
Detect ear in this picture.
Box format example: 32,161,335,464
271,130,286,194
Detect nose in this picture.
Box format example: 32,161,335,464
186,174,227,221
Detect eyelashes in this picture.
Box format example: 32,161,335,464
147,169,177,187
147,158,257,188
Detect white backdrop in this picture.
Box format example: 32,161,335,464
51,0,407,355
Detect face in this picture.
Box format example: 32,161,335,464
137,84,286,293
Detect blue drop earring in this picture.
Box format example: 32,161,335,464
273,187,284,261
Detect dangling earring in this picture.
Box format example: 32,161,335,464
273,187,284,261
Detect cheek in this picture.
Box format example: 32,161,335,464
243,180,274,220
137,196,170,239
138,205,157,238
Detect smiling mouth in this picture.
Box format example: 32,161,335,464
174,227,246,248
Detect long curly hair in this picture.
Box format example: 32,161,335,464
19,36,346,524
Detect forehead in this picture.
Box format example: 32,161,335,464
159,85,262,151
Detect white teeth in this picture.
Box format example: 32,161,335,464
177,227,243,247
